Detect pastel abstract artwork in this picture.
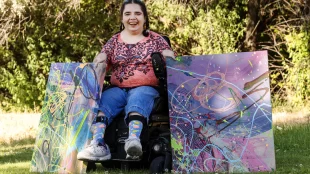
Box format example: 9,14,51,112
31,63,106,173
166,51,275,173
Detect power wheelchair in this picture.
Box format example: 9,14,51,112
85,36,172,174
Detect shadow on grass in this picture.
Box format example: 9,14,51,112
0,137,35,165
1,124,310,173
0,137,35,147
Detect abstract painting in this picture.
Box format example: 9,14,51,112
166,51,275,173
31,63,106,173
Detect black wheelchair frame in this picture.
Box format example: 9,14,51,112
85,36,173,174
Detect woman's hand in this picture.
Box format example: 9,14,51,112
162,49,175,60
93,52,107,64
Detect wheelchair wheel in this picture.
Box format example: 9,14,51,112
149,156,165,174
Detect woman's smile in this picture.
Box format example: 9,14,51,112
122,3,145,34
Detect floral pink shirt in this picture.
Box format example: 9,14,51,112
101,31,173,88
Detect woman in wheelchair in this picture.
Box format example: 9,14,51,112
77,0,175,161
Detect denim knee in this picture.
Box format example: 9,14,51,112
93,87,127,125
125,86,159,123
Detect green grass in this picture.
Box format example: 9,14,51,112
0,138,35,174
273,123,310,173
0,124,310,174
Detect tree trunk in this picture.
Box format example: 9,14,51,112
245,0,260,51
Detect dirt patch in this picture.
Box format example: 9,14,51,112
273,110,310,124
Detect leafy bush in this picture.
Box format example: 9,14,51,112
0,0,309,111
148,0,246,55
284,29,310,106
0,0,119,111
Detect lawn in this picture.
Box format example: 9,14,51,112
1,123,309,174
272,123,310,173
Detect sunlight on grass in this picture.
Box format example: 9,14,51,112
0,113,40,145
0,161,31,173
1,112,310,173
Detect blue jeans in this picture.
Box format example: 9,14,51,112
94,86,160,125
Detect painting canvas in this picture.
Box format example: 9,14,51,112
31,63,106,173
166,51,275,173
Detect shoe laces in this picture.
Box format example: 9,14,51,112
86,140,107,149
85,140,97,148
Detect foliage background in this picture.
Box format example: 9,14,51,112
0,0,309,112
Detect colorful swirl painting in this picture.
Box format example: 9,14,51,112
31,63,106,173
166,51,275,173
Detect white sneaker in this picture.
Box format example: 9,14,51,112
124,137,143,159
77,140,111,161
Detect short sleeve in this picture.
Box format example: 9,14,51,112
155,34,177,57
157,36,172,52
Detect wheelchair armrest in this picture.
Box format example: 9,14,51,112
151,52,169,115
151,52,166,80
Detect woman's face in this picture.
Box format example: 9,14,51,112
122,3,145,35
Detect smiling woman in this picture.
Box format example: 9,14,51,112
121,4,145,38
77,0,176,162
120,0,150,37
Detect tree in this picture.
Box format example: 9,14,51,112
0,0,309,111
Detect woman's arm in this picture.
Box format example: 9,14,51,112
162,49,175,59
93,52,107,64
